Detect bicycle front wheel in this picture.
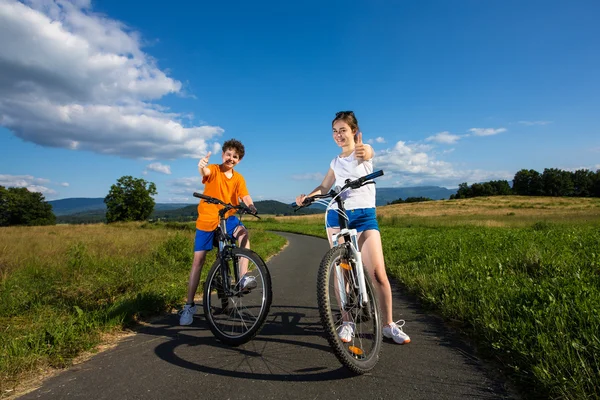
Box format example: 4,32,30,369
203,248,272,346
317,245,382,374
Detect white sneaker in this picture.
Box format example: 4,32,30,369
239,275,257,290
179,304,197,326
337,322,355,343
383,320,411,344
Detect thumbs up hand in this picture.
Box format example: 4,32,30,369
198,151,211,169
354,132,367,159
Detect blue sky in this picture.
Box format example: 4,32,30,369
1,0,598,203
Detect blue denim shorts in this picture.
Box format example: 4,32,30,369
326,208,379,232
194,216,244,251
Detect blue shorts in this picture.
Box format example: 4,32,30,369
194,216,245,251
326,208,379,232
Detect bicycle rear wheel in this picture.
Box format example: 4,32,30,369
317,246,382,374
203,248,272,346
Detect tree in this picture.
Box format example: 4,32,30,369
593,170,600,197
488,180,512,195
571,169,595,197
387,197,432,205
542,168,574,197
451,182,471,199
0,186,56,226
513,169,543,196
104,176,157,223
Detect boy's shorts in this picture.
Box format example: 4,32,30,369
326,207,379,232
194,216,245,251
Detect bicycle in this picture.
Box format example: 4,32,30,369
294,170,384,374
193,192,273,346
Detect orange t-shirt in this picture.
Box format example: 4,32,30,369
196,164,250,231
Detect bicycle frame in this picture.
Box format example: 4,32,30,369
215,208,240,297
329,194,369,309
193,192,259,298
295,169,384,309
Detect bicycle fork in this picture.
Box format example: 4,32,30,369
332,229,369,308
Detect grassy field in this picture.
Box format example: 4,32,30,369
1,195,599,399
0,222,285,397
246,196,600,400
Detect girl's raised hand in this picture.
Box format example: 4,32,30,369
354,132,366,159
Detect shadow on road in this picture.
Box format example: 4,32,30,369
137,305,356,382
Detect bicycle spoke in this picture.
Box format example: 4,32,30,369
203,248,272,345
317,246,382,373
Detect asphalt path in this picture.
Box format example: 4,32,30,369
19,232,518,400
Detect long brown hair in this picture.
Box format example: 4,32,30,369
332,111,360,143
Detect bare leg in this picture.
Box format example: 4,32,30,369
326,227,353,321
234,226,250,276
358,230,394,325
186,250,207,304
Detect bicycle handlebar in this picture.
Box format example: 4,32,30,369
293,169,384,211
193,192,260,218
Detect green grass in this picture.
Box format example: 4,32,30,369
0,223,285,396
3,207,599,399
247,216,600,400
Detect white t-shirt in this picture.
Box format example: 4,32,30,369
329,151,376,210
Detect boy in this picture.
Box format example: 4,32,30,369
179,139,257,326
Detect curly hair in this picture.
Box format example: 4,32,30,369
222,139,245,160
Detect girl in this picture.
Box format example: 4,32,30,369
295,111,410,344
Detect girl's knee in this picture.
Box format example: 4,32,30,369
373,267,389,285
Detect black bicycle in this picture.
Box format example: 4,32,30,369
193,192,272,346
294,170,384,374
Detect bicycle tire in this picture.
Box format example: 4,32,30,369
317,246,382,374
203,248,272,346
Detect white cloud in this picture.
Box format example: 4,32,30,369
367,137,386,144
211,142,222,156
0,174,57,195
291,172,325,181
146,162,171,175
518,121,553,126
0,0,223,160
61,182,69,187
468,128,507,136
166,196,193,203
166,176,203,195
426,131,461,144
373,141,513,187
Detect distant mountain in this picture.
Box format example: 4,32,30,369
49,198,104,216
52,199,322,223
253,200,323,216
50,185,456,220
150,200,322,221
49,198,194,216
376,186,456,205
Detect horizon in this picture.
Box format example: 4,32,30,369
48,184,460,204
1,0,599,203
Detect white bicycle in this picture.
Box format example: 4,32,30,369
295,170,384,374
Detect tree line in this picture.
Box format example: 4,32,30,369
0,186,56,226
451,168,600,199
0,176,155,227
387,196,433,205
3,168,600,227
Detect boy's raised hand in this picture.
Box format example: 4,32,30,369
198,151,211,169
354,132,367,159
